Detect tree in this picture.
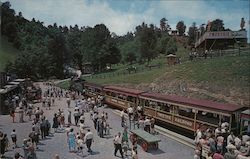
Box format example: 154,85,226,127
210,19,225,31
166,38,177,54
125,52,137,65
135,22,158,64
156,33,170,54
176,21,186,36
188,22,197,45
200,24,206,36
48,34,67,78
160,18,170,32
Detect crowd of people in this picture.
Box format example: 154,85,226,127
0,81,140,159
194,122,250,159
120,106,155,135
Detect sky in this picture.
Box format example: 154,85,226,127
2,0,250,39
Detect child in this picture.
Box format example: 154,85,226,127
132,147,138,159
122,141,129,156
10,129,17,149
76,136,84,154
106,123,110,136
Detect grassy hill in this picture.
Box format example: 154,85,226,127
57,46,250,106
0,37,19,71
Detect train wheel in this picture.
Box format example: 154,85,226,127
142,142,148,152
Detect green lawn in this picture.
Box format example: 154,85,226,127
57,46,250,94
83,52,250,89
0,37,19,71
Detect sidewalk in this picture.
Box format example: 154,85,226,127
0,82,194,159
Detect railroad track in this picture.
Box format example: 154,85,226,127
112,109,195,149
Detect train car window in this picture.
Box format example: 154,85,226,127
197,110,220,125
144,100,149,107
111,92,116,97
127,96,134,102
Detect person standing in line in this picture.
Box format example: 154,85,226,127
121,109,125,127
106,123,111,136
10,129,17,149
122,127,128,143
114,132,124,158
40,118,46,139
52,114,59,133
22,139,29,159
14,152,23,159
150,117,155,134
73,108,80,126
45,119,51,137
84,129,94,153
67,97,71,108
67,128,76,152
132,147,138,159
0,132,6,158
19,106,24,123
54,154,60,159
144,117,151,133
10,109,15,123
3,134,9,151
67,110,72,126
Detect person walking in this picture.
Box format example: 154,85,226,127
114,132,124,158
10,129,17,148
84,129,94,153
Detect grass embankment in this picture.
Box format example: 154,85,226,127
0,37,18,71
56,80,71,89
171,54,250,88
57,46,250,95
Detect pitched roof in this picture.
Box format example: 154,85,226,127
140,92,245,112
84,82,103,90
104,86,145,96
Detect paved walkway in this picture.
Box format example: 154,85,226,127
0,83,194,159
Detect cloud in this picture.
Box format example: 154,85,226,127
5,0,250,39
7,0,156,35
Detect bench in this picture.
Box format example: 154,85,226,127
130,129,161,152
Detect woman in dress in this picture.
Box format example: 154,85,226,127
67,128,76,152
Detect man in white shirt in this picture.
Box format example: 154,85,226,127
227,131,235,146
127,106,133,119
120,110,125,127
84,129,93,153
144,117,151,133
114,132,124,158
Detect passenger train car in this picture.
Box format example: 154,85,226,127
82,82,248,135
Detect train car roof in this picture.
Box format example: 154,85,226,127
84,82,103,89
104,86,145,96
140,92,245,112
